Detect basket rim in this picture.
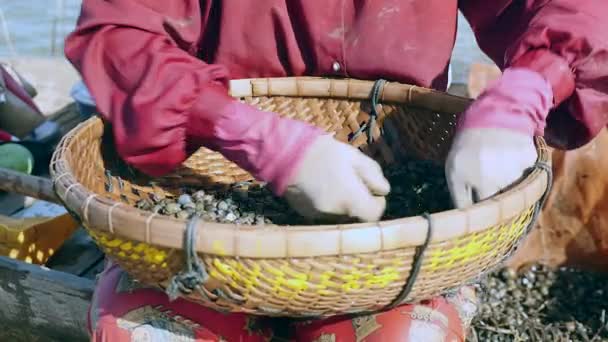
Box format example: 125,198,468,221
50,77,551,258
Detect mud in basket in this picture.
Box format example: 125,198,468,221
49,77,551,317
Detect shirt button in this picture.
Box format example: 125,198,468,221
332,61,341,72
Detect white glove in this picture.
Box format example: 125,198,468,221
445,128,537,208
283,135,391,222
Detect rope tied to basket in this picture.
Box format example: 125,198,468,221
349,79,386,144
463,158,554,292
490,159,553,267
166,216,210,301
511,159,553,250
382,159,553,310
384,212,434,310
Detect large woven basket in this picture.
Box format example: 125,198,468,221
49,77,551,317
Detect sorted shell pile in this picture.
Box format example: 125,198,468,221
135,182,304,225
471,264,608,341
134,159,453,225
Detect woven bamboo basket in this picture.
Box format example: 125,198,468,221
49,77,551,317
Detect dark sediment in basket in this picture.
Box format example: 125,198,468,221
134,157,454,225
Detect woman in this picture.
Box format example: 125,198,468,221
65,1,608,340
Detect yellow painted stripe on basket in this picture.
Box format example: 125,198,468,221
206,258,404,299
427,234,495,271
133,242,147,253
363,267,401,287
120,241,133,251
228,260,261,287
427,207,534,272
285,278,308,291
90,230,415,299
212,240,227,255
144,247,167,264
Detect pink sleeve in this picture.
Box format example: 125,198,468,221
64,0,235,176
459,0,608,149
64,0,321,192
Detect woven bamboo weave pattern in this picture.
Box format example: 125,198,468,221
84,205,535,315
50,77,551,317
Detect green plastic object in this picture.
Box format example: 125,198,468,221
0,143,34,175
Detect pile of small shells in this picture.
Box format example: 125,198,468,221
470,264,608,341
135,182,304,225
134,159,453,225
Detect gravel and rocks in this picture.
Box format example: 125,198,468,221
471,264,608,342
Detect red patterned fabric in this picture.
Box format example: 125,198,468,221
89,262,274,342
293,287,477,342
89,262,478,341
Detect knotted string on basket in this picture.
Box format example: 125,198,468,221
51,172,84,225
524,160,553,233
498,159,553,262
460,159,554,291
166,216,210,301
483,159,553,272
383,212,434,310
349,79,386,144
381,159,553,310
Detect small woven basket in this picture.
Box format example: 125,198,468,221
49,77,551,317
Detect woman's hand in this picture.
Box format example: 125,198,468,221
187,101,389,222
283,135,390,222
446,128,537,208
445,68,553,208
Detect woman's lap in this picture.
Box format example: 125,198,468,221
90,262,478,341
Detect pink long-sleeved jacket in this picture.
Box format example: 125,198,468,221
65,0,608,181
